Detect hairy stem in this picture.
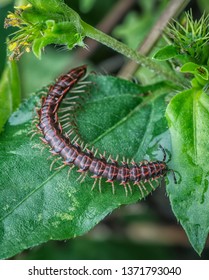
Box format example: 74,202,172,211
82,20,185,87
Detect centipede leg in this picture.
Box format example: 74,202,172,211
148,180,155,191
67,164,75,178
39,137,48,144
135,182,144,198
141,182,148,195
54,162,66,171
32,143,43,150
77,171,88,183
111,181,115,195
127,182,132,195
29,130,39,139
50,156,62,171
91,177,98,191
123,184,128,197
98,177,102,193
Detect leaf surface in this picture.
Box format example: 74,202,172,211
166,88,209,254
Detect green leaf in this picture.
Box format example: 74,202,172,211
166,88,209,255
180,62,209,80
153,45,179,61
0,74,172,259
181,63,208,88
180,62,200,73
0,60,21,133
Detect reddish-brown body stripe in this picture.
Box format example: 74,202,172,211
37,65,168,187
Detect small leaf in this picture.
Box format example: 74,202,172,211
181,63,208,87
166,88,209,254
0,60,21,133
0,75,171,258
180,62,200,73
153,45,179,61
32,39,43,59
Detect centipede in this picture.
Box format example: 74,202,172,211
34,65,175,196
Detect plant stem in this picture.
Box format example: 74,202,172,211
118,0,191,79
82,20,185,86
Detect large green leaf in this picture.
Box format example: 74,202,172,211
0,74,171,259
0,61,21,133
166,88,209,255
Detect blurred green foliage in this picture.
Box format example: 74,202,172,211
0,1,13,77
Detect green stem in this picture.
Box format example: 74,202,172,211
82,20,186,87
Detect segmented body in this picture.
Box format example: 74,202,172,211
37,65,169,194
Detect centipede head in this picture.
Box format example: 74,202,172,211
158,145,177,184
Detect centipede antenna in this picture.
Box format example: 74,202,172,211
170,169,177,184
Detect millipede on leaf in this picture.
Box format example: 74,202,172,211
32,65,176,196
